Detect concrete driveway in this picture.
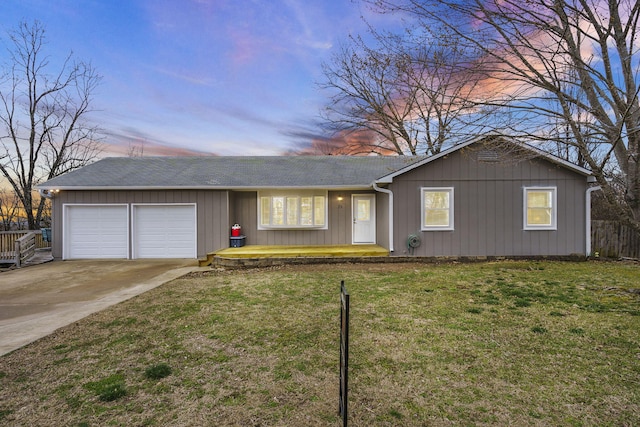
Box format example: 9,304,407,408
0,259,206,356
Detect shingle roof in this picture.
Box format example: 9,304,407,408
39,156,425,190
39,138,592,191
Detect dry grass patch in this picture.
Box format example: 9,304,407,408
0,261,639,426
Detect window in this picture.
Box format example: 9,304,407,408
524,187,557,230
421,187,454,231
259,191,327,229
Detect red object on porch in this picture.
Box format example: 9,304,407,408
231,224,242,237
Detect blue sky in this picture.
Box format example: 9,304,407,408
1,0,390,156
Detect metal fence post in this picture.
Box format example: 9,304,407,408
339,280,350,426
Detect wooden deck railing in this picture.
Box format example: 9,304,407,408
0,230,51,265
15,232,38,268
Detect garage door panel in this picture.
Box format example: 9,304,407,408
65,205,128,259
134,205,196,258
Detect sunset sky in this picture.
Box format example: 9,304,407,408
1,0,397,156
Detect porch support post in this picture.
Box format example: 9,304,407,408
14,239,21,268
373,182,394,252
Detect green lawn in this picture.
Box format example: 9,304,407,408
1,261,639,426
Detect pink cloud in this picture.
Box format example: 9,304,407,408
103,129,218,157
106,142,217,157
227,29,265,66
289,128,399,156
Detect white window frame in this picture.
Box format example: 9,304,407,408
523,187,557,230
421,187,454,231
258,190,328,230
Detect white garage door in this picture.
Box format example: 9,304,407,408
64,205,129,259
133,205,196,258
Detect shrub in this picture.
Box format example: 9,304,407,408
145,363,172,380
84,374,127,402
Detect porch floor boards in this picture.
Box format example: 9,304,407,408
201,244,388,266
217,244,388,258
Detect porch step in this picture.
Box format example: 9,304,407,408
0,248,53,270
199,244,388,267
22,249,54,266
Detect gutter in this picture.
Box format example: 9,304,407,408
586,181,601,256
373,182,394,252
35,185,374,192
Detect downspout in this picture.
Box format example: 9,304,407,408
585,181,601,257
373,182,394,252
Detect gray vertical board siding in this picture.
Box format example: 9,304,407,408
390,150,588,257
232,190,368,246
51,194,61,258
332,193,351,244
232,192,257,244
376,191,390,249
228,191,236,242
51,190,229,259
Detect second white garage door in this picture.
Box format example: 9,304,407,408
133,204,196,259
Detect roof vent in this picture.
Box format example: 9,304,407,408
477,149,500,162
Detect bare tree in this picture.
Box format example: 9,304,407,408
396,31,490,154
320,38,418,155
366,0,640,231
0,21,102,229
320,30,484,156
127,139,146,157
0,188,20,230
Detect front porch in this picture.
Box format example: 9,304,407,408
200,244,389,267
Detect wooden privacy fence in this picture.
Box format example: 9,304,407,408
591,220,640,259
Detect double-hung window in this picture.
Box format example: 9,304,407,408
421,187,454,231
524,187,557,230
259,191,327,229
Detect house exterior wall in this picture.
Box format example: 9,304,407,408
389,149,589,257
231,190,376,246
48,148,589,259
50,189,230,259
375,190,390,249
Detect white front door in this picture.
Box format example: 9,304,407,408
352,194,376,244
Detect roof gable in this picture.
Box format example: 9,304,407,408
376,137,592,183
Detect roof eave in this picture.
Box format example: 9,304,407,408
36,184,375,191
512,141,592,176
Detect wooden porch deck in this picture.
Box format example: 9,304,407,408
200,244,389,267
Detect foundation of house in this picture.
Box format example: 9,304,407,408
200,247,588,268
